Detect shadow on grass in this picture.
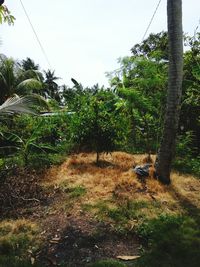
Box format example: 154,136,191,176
170,184,200,224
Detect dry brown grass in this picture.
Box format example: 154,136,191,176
0,219,38,235
170,172,200,209
41,152,200,222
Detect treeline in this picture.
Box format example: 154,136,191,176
0,31,199,176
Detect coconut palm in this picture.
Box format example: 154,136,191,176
44,69,61,101
21,57,39,71
156,0,183,184
0,57,43,103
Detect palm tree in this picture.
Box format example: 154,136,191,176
44,70,60,101
0,57,43,103
21,57,39,71
156,0,183,184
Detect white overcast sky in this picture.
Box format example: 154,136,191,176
1,0,200,87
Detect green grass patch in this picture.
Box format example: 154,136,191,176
88,200,159,223
68,185,87,198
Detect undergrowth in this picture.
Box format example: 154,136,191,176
173,156,200,177
136,214,200,267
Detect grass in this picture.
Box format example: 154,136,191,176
0,219,40,266
67,185,87,198
43,152,200,229
2,152,200,267
82,198,176,235
136,214,200,267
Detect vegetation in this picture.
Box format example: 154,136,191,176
0,1,200,266
136,215,200,267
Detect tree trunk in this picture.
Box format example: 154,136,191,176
156,0,183,184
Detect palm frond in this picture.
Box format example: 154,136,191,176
16,78,43,94
0,95,38,115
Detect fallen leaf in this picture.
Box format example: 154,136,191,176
49,237,61,244
30,257,35,265
116,255,140,261
49,240,59,244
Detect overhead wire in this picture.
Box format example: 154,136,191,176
141,0,162,41
19,0,52,69
140,0,163,153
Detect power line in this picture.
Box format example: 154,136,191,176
19,0,52,69
141,0,162,42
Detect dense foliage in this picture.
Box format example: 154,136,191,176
1,2,199,267
0,31,200,176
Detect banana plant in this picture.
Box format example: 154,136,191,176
5,122,57,166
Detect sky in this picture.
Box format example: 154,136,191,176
1,0,200,87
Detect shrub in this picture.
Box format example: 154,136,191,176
173,156,200,177
68,89,130,164
136,215,200,267
0,113,70,169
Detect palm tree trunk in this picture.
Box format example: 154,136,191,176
156,0,183,184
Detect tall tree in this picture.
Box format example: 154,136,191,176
21,57,39,71
156,0,183,184
44,70,60,101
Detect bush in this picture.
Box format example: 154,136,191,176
136,215,200,267
68,89,130,164
173,156,200,177
0,113,70,169
174,131,200,177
